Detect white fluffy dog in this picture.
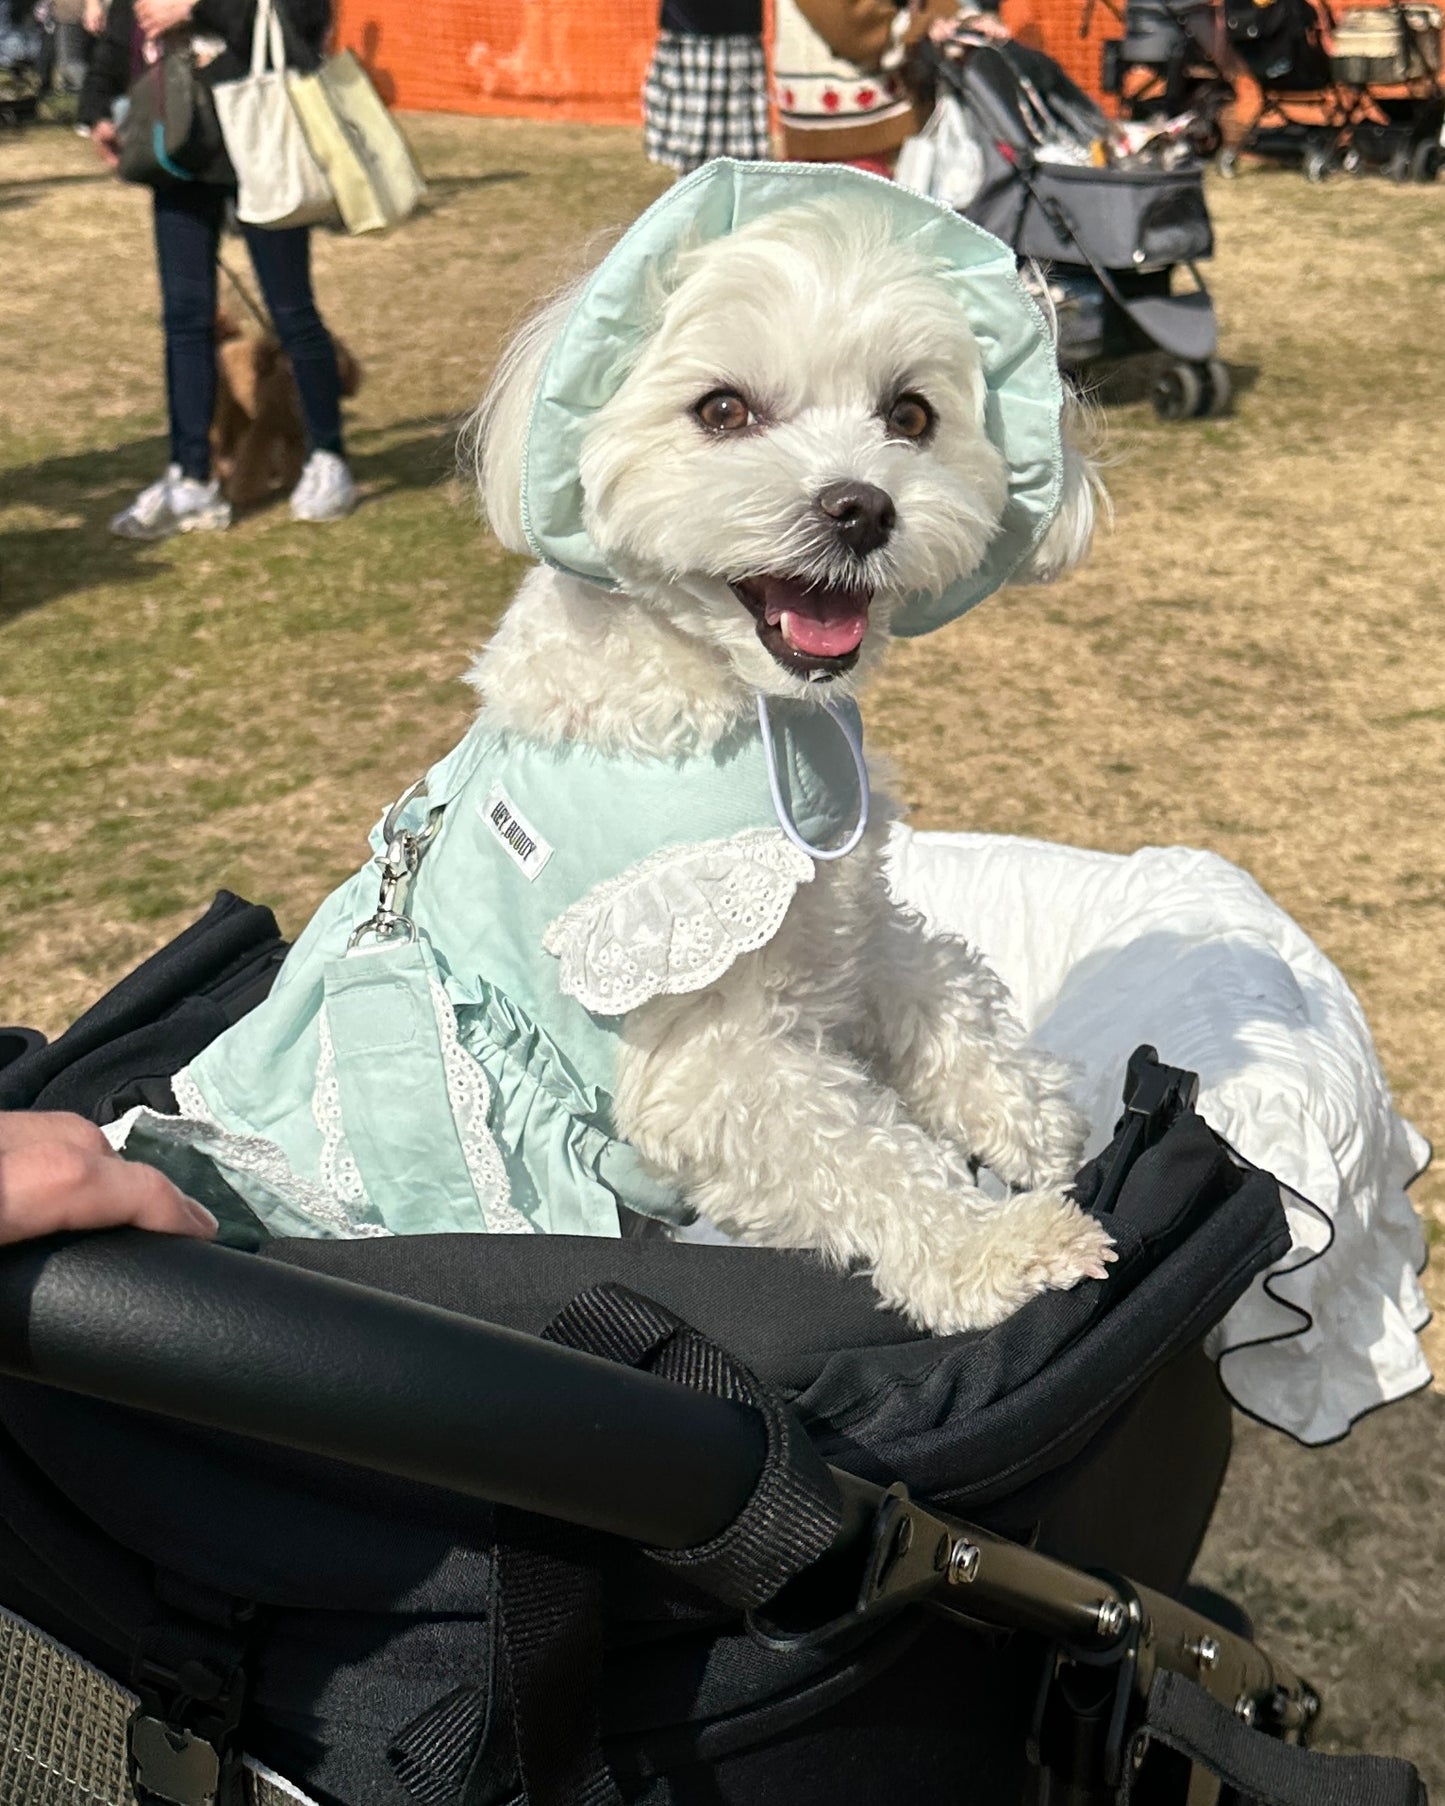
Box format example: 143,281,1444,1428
465,189,1116,1334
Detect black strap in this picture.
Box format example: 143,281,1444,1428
490,1283,845,1806
127,1571,258,1806
544,1283,843,1610
1125,1671,1427,1806
388,1683,493,1806
494,1514,623,1806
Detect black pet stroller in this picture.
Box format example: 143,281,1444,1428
1215,0,1363,179
0,892,1431,1806
1088,0,1238,157
921,39,1228,421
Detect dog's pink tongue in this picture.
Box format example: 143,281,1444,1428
759,577,871,658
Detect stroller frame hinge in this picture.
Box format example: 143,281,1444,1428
750,1478,1316,1802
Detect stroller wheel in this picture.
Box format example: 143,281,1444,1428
1410,139,1443,182
1215,145,1241,178
1387,147,1413,183
1200,358,1233,418
1303,145,1334,183
1341,145,1364,175
1153,361,1204,423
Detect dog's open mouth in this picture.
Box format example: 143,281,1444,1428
730,575,872,678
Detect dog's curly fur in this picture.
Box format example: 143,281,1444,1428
466,198,1114,1334
210,309,361,512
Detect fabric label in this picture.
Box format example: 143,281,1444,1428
480,782,554,882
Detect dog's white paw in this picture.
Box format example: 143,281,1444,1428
877,1188,1116,1337
1003,1188,1118,1295
976,1089,1091,1192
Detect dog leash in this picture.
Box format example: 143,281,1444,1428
218,255,273,335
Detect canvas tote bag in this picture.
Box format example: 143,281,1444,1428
212,0,335,228
288,49,425,235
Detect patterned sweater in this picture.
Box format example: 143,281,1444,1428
774,0,958,162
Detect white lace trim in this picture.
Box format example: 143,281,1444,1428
542,828,816,1015
313,1008,367,1210
168,1070,392,1238
428,976,533,1235
306,982,526,1235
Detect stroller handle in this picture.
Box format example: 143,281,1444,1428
0,1225,1367,1794
0,1228,769,1550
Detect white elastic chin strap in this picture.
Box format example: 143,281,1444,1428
756,692,870,863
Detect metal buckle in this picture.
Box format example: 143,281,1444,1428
347,779,447,951
127,1636,249,1806
127,1711,225,1806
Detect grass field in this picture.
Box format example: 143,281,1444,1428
1,113,1442,1775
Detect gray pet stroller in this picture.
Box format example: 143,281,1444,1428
1088,0,1239,156
922,39,1229,421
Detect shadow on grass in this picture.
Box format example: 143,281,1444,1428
0,524,165,622
0,168,112,214
418,170,529,199
1,417,461,620
0,169,111,193
349,417,463,495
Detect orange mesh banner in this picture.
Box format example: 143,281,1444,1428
333,0,1113,126
334,0,660,123
1002,0,1119,101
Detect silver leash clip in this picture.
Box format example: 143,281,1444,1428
347,780,447,951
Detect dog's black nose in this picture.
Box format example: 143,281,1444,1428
816,481,896,556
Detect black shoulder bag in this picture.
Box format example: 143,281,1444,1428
118,37,235,189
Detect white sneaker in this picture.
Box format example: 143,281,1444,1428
110,466,231,540
289,450,358,523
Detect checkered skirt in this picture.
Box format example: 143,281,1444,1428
643,31,771,172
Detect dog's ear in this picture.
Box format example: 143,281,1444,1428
462,279,583,556
1011,391,1108,586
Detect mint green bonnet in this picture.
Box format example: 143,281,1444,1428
519,157,1065,639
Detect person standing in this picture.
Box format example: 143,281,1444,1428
78,0,357,538
642,0,769,175
774,0,1009,173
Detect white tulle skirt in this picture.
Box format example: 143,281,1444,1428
887,826,1433,1446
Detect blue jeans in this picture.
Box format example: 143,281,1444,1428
153,185,344,482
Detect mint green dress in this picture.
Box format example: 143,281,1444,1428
108,162,1072,1246
129,702,862,1242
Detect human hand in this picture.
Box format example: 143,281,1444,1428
931,8,1013,43
91,118,121,167
135,0,196,35
0,1112,218,1245
84,0,108,30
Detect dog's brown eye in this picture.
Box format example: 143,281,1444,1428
695,390,753,433
886,393,935,441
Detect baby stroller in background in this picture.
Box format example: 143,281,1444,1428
905,39,1229,422
0,892,1433,1806
1329,0,1444,180
1087,0,1238,157
0,0,45,126
1217,0,1359,179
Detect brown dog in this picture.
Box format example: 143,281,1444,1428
210,309,362,512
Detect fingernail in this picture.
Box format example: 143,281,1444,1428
184,1199,220,1236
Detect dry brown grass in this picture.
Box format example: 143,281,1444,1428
1,113,1442,1775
